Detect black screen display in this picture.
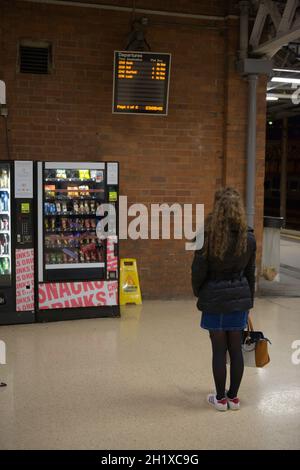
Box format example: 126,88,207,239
113,51,171,115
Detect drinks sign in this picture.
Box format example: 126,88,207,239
38,280,118,310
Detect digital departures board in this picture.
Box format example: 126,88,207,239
113,51,171,115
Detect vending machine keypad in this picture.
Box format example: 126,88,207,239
16,201,33,245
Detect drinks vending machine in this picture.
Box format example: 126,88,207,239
0,160,35,324
0,161,120,325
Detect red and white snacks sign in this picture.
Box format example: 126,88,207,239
107,236,118,273
38,280,118,310
16,249,35,312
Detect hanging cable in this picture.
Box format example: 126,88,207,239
131,0,136,23
4,116,11,160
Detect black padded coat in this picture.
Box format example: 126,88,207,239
191,228,256,314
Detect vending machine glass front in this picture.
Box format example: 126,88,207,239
0,163,11,285
41,163,106,282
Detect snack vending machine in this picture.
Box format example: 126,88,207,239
36,161,119,321
0,161,35,325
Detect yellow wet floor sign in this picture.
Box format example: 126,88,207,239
120,258,142,305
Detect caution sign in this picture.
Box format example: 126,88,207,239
120,258,142,305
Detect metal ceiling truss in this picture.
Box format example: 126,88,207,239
250,0,300,57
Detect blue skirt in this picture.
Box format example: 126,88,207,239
201,311,248,331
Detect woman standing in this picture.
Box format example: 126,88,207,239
191,188,256,411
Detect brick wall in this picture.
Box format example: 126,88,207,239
0,0,267,298
222,18,267,277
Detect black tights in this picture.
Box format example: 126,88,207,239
209,331,244,400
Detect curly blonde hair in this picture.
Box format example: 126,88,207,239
206,187,248,260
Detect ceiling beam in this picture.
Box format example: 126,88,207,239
264,0,281,31
278,0,299,34
252,18,300,57
20,0,237,21
250,3,269,47
250,0,300,58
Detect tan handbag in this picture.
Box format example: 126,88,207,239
243,317,271,368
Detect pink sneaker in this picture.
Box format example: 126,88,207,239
207,394,228,411
227,396,240,411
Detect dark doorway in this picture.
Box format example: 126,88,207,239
264,116,300,230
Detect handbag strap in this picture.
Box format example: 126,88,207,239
247,315,254,332
244,315,254,343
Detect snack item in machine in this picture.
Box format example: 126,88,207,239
79,170,90,180
61,218,68,230
56,169,67,179
79,185,89,196
90,170,103,183
90,201,95,212
56,202,62,214
45,185,56,198
84,201,90,214
73,201,79,214
67,186,79,197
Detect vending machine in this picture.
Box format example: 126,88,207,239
0,161,35,325
36,161,119,322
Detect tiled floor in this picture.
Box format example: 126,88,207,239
0,298,300,450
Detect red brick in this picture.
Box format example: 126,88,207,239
0,0,266,298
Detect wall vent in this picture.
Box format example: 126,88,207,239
19,41,52,74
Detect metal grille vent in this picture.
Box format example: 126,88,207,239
19,44,51,74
